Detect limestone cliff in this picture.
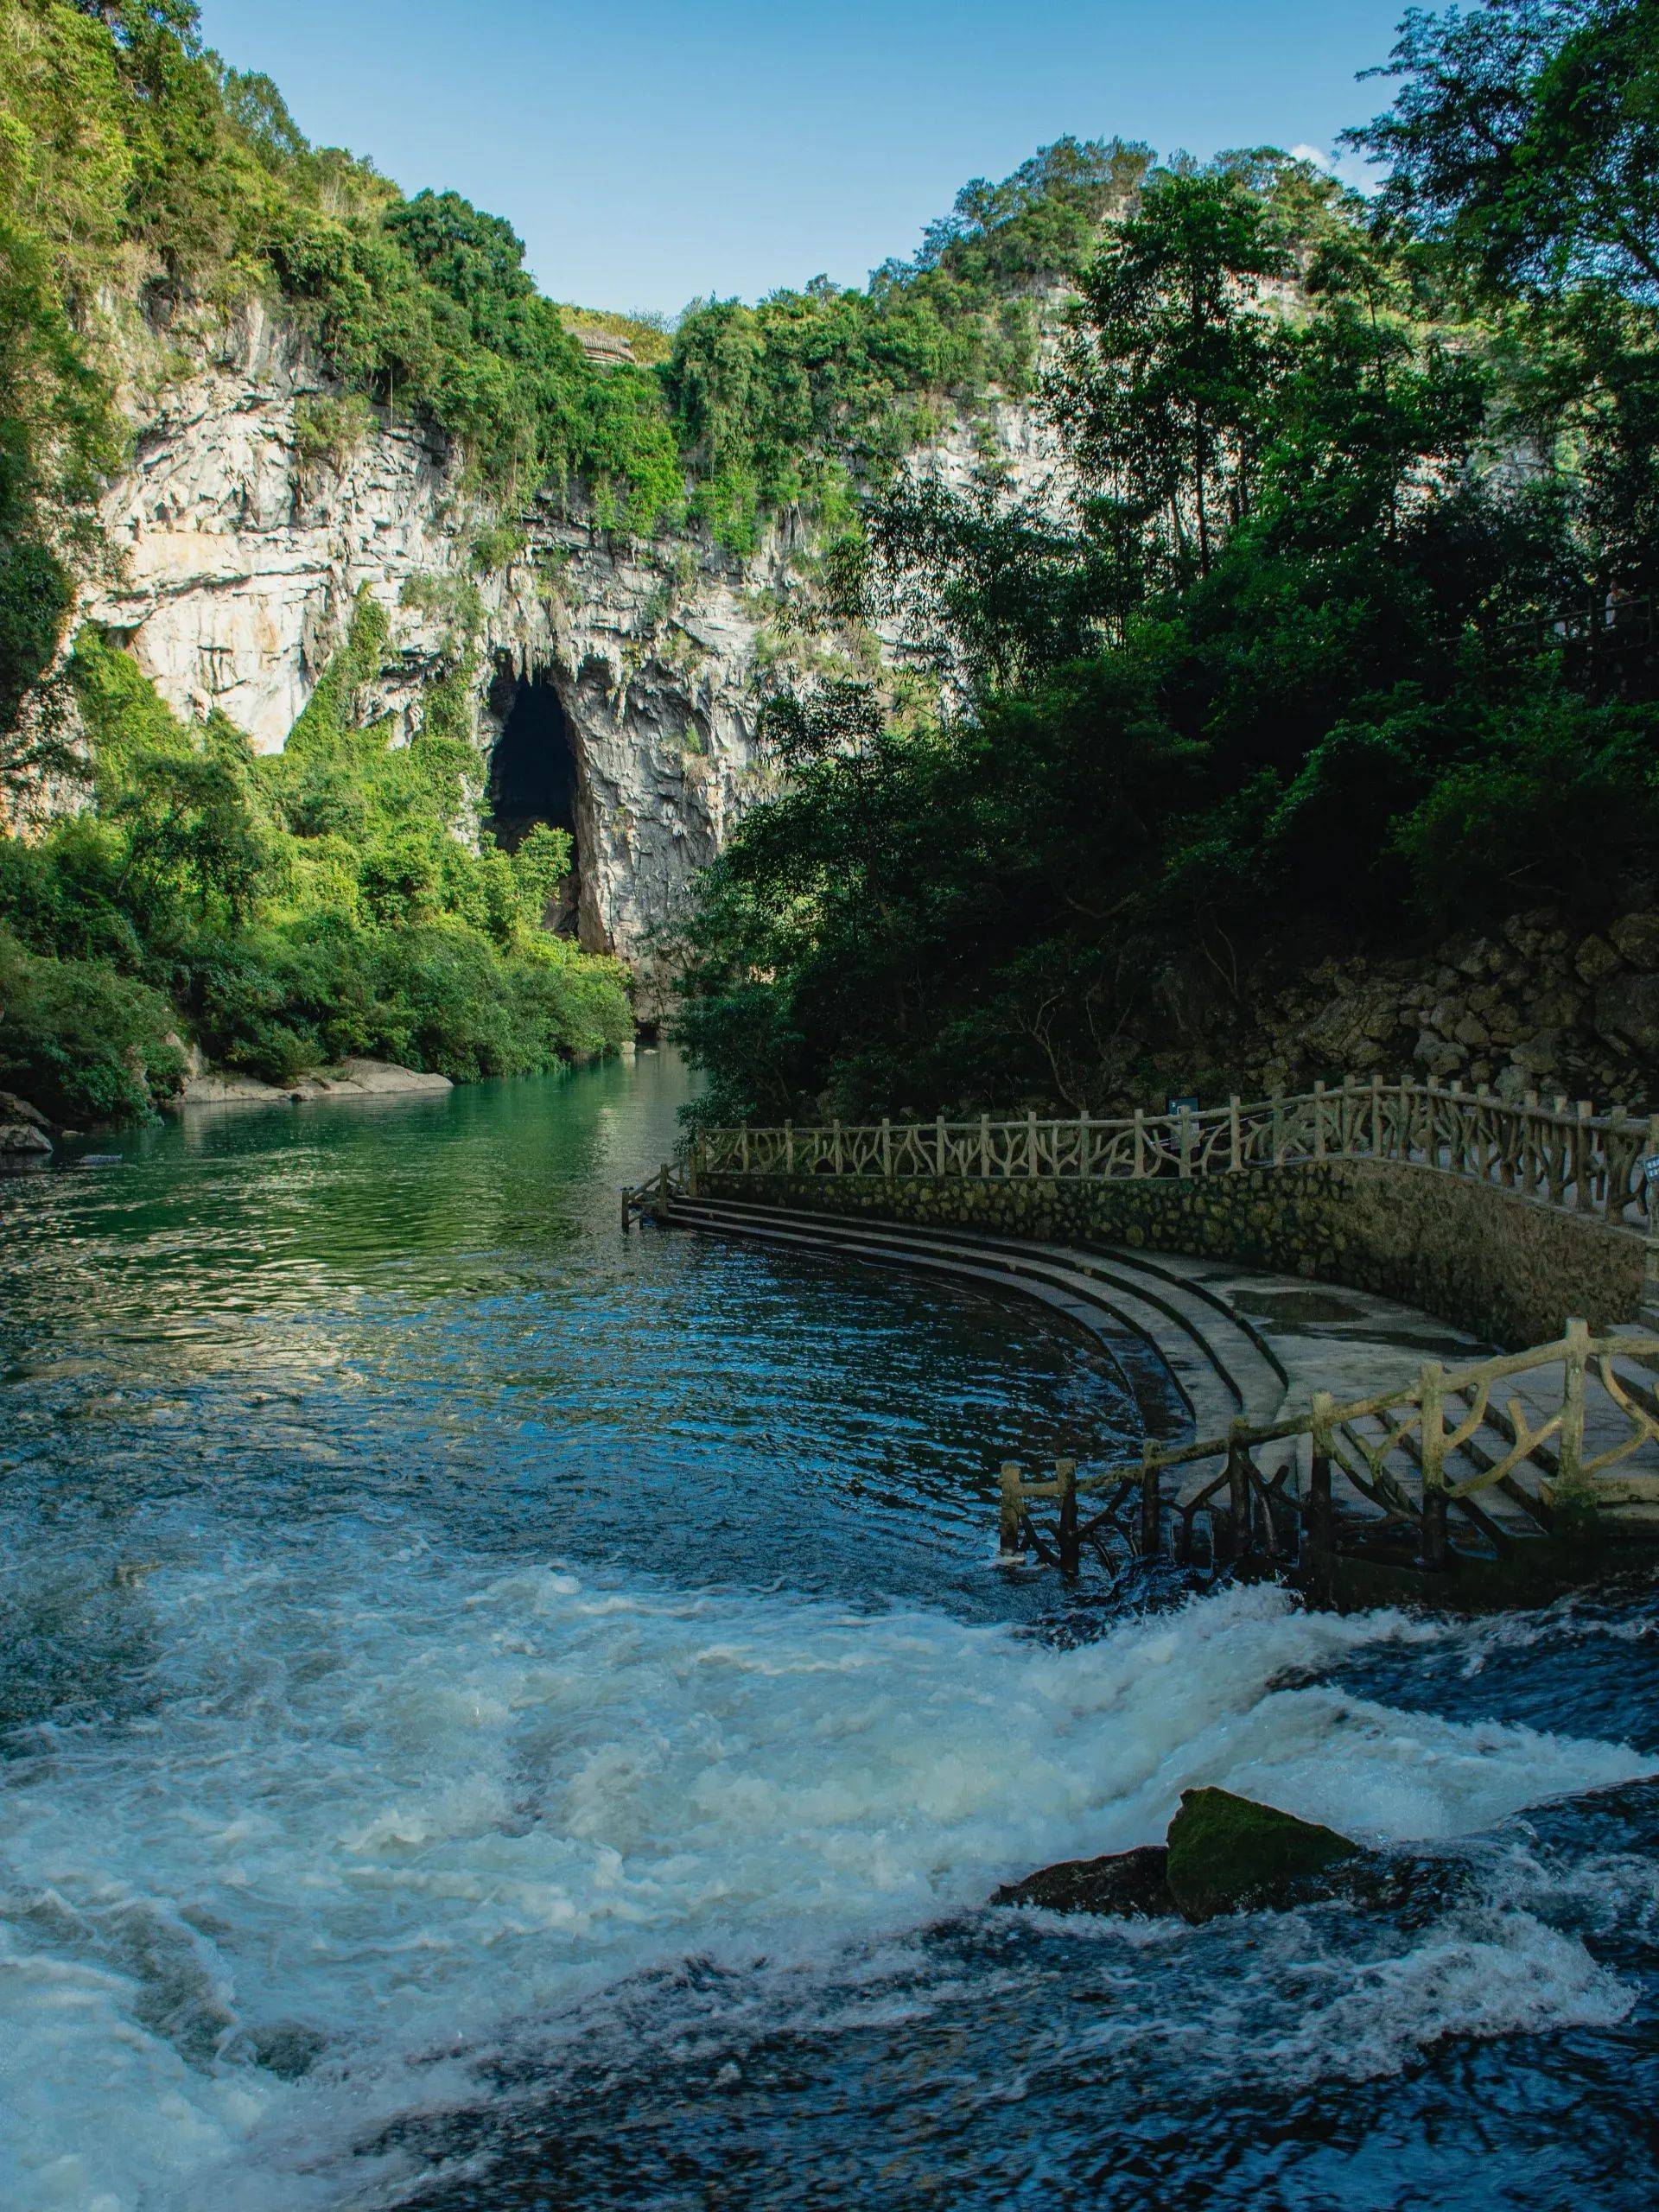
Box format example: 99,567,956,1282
80,306,1057,984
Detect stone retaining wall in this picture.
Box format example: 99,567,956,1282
699,1160,1648,1349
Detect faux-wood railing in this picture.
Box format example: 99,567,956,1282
998,1319,1659,1576
690,1077,1659,1229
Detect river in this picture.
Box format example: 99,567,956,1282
2,1049,1656,2210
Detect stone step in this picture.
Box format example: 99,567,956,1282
671,1191,1279,1404
665,1195,1269,1452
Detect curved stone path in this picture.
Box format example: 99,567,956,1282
664,1191,1497,1543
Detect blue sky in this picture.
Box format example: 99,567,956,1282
196,0,1414,316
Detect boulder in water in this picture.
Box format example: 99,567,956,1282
0,1090,50,1131
995,1791,1369,1926
992,1844,1173,1917
1164,1787,1361,1923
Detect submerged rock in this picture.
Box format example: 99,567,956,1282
992,1845,1173,1917
1164,1787,1362,1923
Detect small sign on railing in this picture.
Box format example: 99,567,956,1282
1643,1155,1659,1185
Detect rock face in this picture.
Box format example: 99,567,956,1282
75,305,1054,980
180,1057,454,1107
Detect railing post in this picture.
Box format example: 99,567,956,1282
1574,1101,1593,1212
1057,1458,1079,1577
741,1125,750,1175
1179,1106,1194,1179
785,1119,794,1175
1229,1094,1242,1173
658,1163,670,1217
1447,1077,1464,1177
1399,1075,1413,1162
1306,1390,1335,1561
1077,1109,1090,1179
832,1117,843,1174
979,1112,991,1178
1313,1078,1327,1160
998,1462,1025,1560
1134,1107,1147,1178
1555,1317,1597,1536
689,1135,702,1198
1271,1092,1284,1168
1027,1109,1039,1178
1419,1358,1448,1571
881,1117,893,1181
1227,1427,1252,1560
936,1111,946,1178
1522,1091,1539,1198
1141,1458,1162,1560
1370,1073,1383,1160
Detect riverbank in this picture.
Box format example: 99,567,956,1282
178,1056,456,1108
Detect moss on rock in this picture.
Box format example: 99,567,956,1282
1164,1786,1360,1923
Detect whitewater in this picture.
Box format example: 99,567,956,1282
3,1052,1656,2210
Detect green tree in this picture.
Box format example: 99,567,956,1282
1351,0,1659,300
1052,171,1293,588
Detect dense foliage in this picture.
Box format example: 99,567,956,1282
664,138,1151,551
678,2,1659,1122
0,611,631,1122
0,6,1173,1122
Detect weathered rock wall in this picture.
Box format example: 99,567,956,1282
700,1163,1647,1348
70,306,1057,976
1147,907,1659,1116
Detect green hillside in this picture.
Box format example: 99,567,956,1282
676,1,1659,1122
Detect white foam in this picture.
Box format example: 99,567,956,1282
1,1559,1650,2209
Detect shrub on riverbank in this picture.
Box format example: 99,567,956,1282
0,630,632,1122
0,926,184,1124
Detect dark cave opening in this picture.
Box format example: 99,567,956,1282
486,670,581,933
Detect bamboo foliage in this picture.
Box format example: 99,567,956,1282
693,1076,1659,1228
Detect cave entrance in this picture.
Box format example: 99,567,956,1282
486,669,580,934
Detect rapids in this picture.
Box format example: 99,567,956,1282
2,1050,1656,2209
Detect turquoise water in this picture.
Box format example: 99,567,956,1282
2,1050,1656,2211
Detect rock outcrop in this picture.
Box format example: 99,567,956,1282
0,1090,54,1160
995,1789,1367,1926
179,1057,454,1107
72,306,1055,983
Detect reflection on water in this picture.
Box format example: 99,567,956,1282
1,1049,1656,2212
0,1049,1165,1618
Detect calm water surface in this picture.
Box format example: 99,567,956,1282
1,1050,1656,2210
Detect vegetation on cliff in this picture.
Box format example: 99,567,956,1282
0,0,1147,737
677,0,1659,1122
0,3,1178,1118
0,607,630,1122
